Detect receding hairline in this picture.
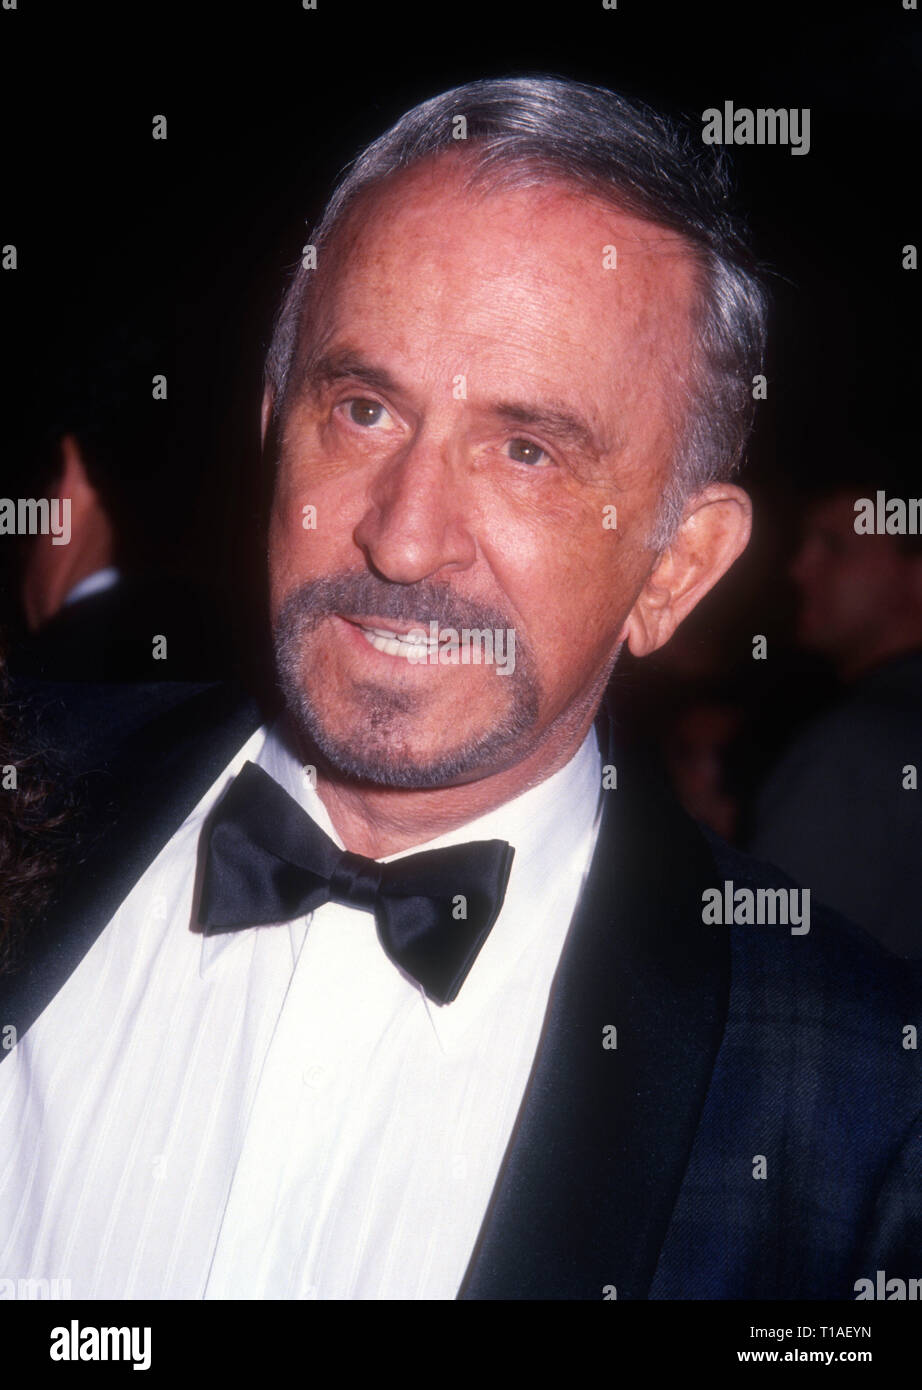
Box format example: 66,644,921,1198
276,143,710,420
262,74,768,554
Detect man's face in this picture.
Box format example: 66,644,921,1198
790,493,908,659
268,157,699,787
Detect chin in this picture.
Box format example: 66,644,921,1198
274,593,543,788
284,684,541,791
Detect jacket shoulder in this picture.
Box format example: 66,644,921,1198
10,678,224,772
705,827,921,967
654,828,922,1299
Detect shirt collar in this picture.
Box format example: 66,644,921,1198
61,566,122,608
258,711,600,865
199,715,602,1000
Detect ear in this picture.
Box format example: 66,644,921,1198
621,483,752,658
260,387,275,447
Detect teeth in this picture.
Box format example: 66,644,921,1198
358,624,435,661
365,626,432,642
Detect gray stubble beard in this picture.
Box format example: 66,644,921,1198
273,574,541,789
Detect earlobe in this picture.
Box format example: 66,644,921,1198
622,484,752,659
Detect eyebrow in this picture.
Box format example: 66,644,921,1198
302,349,609,458
490,401,606,458
303,349,398,398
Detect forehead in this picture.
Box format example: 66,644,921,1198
302,155,700,397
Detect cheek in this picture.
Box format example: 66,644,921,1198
268,475,336,616
484,503,643,655
270,444,365,581
267,503,297,617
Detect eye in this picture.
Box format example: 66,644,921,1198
505,437,552,468
342,397,397,430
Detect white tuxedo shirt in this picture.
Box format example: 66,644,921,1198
0,718,601,1299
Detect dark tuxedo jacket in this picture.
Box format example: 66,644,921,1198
3,681,921,1300
9,573,235,684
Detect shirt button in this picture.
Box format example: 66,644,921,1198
303,1064,329,1088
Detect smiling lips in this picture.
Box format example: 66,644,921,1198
342,616,438,662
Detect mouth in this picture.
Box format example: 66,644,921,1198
339,615,439,662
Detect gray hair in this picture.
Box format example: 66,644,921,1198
265,76,769,550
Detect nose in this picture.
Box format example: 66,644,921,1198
353,436,477,584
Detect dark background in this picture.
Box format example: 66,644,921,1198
2,0,919,693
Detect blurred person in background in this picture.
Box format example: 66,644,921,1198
662,692,747,842
750,476,922,956
4,308,234,684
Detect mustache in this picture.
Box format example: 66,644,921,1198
275,572,517,634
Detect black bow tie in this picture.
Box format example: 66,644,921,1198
198,761,515,1005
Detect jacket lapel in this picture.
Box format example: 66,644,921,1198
459,703,730,1299
0,683,264,1049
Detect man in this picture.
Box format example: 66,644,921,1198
0,78,919,1301
751,480,922,956
5,314,233,683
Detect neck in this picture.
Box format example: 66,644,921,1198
21,527,116,630
304,700,603,858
